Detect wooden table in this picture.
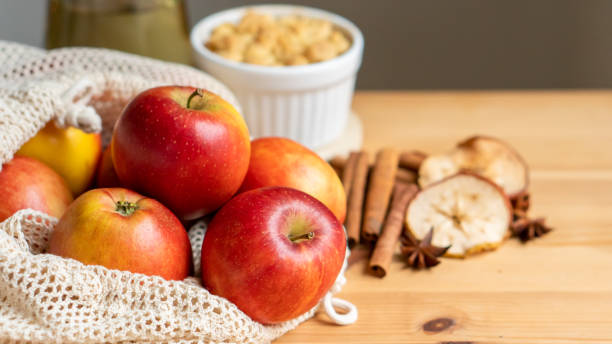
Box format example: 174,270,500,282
277,91,612,343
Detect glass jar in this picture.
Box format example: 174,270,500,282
46,0,192,65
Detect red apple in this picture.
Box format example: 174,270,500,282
201,186,346,324
111,86,250,220
239,137,346,222
48,188,192,280
0,156,73,222
96,146,120,188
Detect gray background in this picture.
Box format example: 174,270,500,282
2,0,611,89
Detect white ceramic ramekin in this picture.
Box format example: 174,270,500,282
190,4,364,149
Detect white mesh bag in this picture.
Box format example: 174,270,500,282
0,41,356,344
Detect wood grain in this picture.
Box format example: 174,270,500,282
276,91,612,343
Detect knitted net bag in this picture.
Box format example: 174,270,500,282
0,41,356,344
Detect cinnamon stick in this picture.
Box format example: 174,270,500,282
369,182,419,277
345,151,369,248
329,155,347,169
399,150,427,171
395,167,417,184
362,148,399,242
329,155,347,177
341,152,359,200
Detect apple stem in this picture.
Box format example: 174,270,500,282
289,231,315,242
186,88,204,109
115,200,138,216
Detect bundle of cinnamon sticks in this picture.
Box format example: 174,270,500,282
330,149,426,278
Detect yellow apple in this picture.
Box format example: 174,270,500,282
17,121,102,195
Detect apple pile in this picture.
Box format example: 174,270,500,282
0,86,347,324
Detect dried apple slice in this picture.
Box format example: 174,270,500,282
418,136,528,198
406,173,512,258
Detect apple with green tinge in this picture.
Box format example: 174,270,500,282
0,156,73,222
239,137,346,222
48,188,192,280
201,186,346,324
111,86,250,220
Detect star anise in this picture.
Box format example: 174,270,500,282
511,191,530,220
511,217,552,242
400,228,450,269
511,191,530,211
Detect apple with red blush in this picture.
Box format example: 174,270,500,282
48,188,192,280
111,86,250,220
239,137,346,222
201,186,346,324
0,156,73,222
